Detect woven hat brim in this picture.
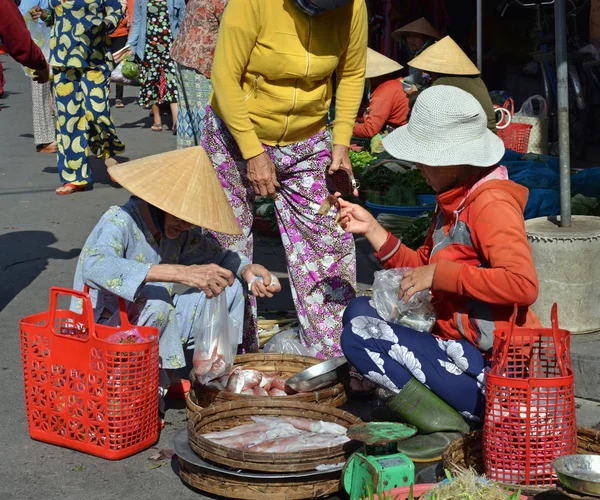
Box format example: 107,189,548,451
391,18,441,41
366,48,404,78
382,125,505,168
108,147,242,235
408,36,480,76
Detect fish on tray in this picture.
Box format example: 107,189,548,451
253,416,347,435
248,433,350,453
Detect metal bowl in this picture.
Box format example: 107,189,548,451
286,356,349,393
553,454,600,497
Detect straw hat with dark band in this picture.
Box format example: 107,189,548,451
392,17,441,42
408,36,480,76
107,147,242,235
366,48,403,79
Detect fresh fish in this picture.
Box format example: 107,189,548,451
259,371,283,391
193,344,218,379
241,388,255,395
248,433,349,453
252,416,347,435
207,423,302,448
253,386,269,397
225,367,245,394
269,388,287,397
202,423,270,440
271,378,287,391
240,369,263,391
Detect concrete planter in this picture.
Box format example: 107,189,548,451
526,216,600,334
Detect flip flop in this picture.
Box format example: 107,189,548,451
166,379,191,400
56,183,88,195
115,99,124,108
151,123,163,132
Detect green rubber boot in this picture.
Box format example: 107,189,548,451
386,377,470,462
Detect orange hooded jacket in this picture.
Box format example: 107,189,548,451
374,168,541,353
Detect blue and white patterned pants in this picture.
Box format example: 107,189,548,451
341,297,489,421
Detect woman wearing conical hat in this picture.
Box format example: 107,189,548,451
407,36,497,133
71,147,281,416
353,49,409,151
392,17,441,86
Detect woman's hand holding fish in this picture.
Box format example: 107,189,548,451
241,264,281,298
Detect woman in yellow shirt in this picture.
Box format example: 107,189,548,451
203,0,367,356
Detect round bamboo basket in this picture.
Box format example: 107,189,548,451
442,427,600,496
189,353,347,409
178,458,342,499
187,399,362,473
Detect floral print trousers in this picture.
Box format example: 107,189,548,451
202,108,357,358
341,297,489,421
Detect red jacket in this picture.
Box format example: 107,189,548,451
374,168,541,352
353,79,409,138
0,0,46,72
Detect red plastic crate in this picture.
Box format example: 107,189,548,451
483,304,576,485
20,287,160,460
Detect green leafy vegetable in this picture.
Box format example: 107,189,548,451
122,55,139,80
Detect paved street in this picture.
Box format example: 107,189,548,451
1,56,599,500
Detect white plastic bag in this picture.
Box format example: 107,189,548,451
192,293,240,385
111,62,134,86
372,268,436,332
513,95,549,155
263,328,319,358
23,15,51,77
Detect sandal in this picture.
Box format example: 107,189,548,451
115,99,124,108
151,123,163,132
56,183,88,195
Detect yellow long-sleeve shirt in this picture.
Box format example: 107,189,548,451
210,0,368,160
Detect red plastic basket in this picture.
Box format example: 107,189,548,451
497,122,533,154
19,287,160,460
483,304,576,486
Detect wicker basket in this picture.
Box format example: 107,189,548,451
178,458,341,499
187,399,362,473
189,353,347,409
442,427,600,496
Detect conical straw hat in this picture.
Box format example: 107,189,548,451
408,36,480,76
108,146,242,235
366,48,403,79
392,17,441,41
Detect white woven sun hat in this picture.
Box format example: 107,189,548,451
382,85,505,167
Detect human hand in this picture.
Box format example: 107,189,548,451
329,144,358,196
29,6,43,20
247,152,279,197
399,264,436,303
336,198,378,234
241,264,281,298
33,64,50,84
180,264,235,298
403,84,418,96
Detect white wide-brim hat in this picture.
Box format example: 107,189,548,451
382,85,505,167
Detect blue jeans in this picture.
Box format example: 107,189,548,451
341,297,488,421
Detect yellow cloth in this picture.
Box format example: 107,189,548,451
209,0,368,159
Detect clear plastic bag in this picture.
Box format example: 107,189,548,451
110,61,134,86
192,293,239,385
372,268,436,332
23,14,51,78
515,95,548,119
263,328,319,358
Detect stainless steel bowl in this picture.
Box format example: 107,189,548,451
286,356,349,393
553,454,600,497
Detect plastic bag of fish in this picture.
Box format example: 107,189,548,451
206,367,289,397
372,268,436,332
192,293,241,386
203,416,350,452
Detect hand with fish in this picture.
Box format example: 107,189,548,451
241,264,282,298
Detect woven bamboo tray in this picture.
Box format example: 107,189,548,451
178,458,341,499
189,353,347,409
188,399,362,473
442,427,600,496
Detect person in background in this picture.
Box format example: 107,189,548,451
126,0,186,133
391,17,440,87
0,0,49,99
109,0,136,108
21,0,56,153
406,36,497,133
339,85,539,461
171,0,228,149
353,48,409,152
204,0,367,355
37,0,125,195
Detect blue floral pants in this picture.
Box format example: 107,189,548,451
340,297,489,421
